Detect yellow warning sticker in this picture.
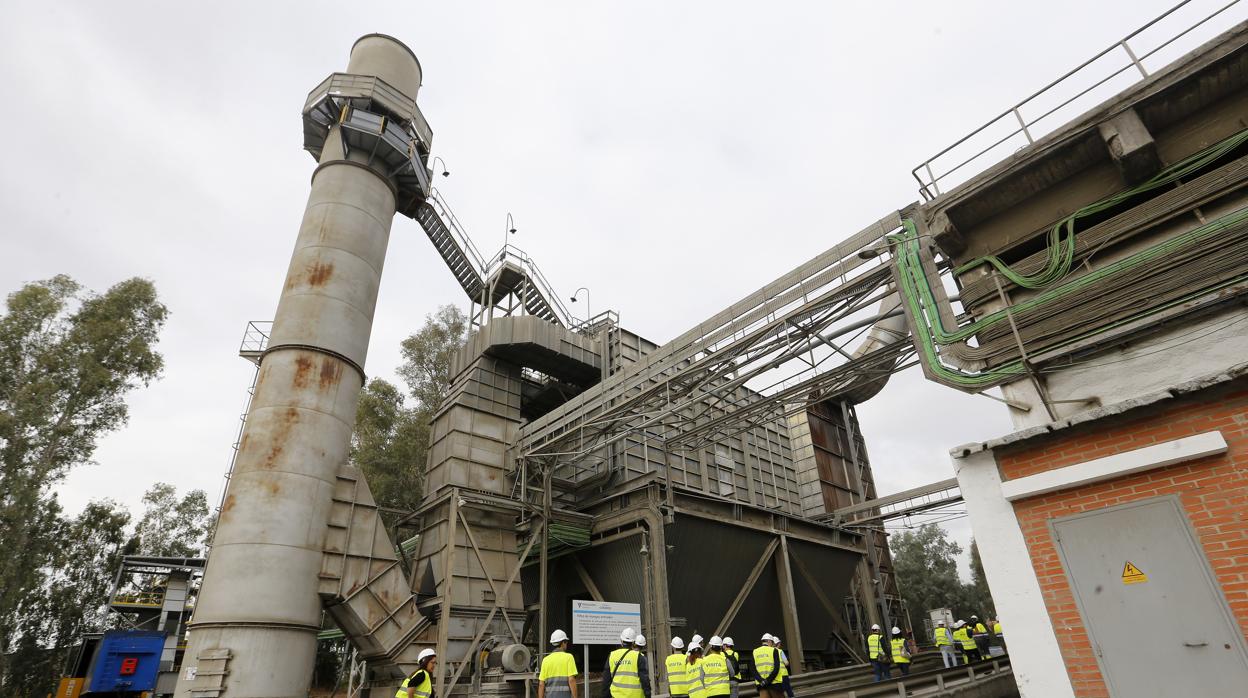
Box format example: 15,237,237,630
1122,561,1148,585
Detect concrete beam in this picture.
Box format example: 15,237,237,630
1098,108,1161,186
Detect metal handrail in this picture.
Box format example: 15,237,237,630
111,591,163,607
239,321,272,355
912,0,1245,200
492,243,575,325
427,187,491,276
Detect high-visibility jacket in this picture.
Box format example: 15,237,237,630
607,648,644,698
751,645,780,684
777,650,790,678
723,648,741,680
687,657,707,698
953,627,976,650
538,651,577,697
698,653,732,697
973,622,988,635
993,622,1002,635
665,653,692,697
934,627,953,646
867,633,885,660
396,669,432,698
890,638,910,664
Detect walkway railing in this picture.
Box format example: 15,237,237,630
912,0,1245,200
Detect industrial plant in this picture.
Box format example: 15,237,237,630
36,2,1248,697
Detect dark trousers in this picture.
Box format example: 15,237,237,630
896,661,910,676
871,659,891,682
964,647,982,663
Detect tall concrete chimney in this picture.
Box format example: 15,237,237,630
176,35,429,697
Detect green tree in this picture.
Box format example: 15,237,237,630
397,304,467,411
133,482,210,557
890,524,967,622
966,539,996,618
352,379,428,515
351,304,467,515
3,498,132,697
0,275,166,667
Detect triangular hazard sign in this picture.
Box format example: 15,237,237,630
1122,561,1148,584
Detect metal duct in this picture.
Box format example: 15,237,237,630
842,291,909,404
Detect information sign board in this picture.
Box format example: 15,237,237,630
571,600,641,645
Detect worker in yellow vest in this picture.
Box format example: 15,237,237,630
970,615,990,658
395,647,436,698
889,627,911,676
953,621,980,663
686,641,706,698
773,638,794,698
751,633,783,697
933,620,956,668
721,637,741,697
699,637,732,698
604,628,650,698
538,630,579,698
867,624,889,683
991,619,1005,652
666,637,691,698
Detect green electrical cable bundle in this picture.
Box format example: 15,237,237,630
892,127,1248,389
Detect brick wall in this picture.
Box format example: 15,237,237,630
996,383,1248,698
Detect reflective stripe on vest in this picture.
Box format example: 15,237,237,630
543,676,572,696
890,638,910,664
954,628,976,649
934,627,952,646
608,648,644,698
867,633,884,659
699,653,731,695
666,653,691,695
751,646,776,679
396,671,432,698
688,657,708,698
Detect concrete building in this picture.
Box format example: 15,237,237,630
901,10,1248,697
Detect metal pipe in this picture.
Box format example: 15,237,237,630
175,35,423,698
841,291,909,404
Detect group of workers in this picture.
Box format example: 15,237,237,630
535,627,798,697
403,615,1004,697
866,616,1003,682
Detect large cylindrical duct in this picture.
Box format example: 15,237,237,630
175,36,424,697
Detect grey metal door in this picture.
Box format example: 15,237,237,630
1052,496,1248,696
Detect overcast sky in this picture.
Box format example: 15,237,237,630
2,0,1232,574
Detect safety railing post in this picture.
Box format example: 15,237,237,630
1122,40,1149,77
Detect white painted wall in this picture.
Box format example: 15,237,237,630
1002,304,1248,430
954,449,1076,698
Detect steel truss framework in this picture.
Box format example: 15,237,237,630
514,212,915,477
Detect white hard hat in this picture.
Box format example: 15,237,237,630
417,648,436,663
671,637,685,649
550,629,568,645
634,634,647,647
971,615,978,620
892,626,902,635
691,633,703,645
709,635,723,647
723,637,734,646
688,641,703,652
870,624,880,631
955,620,965,628
620,627,636,643
761,632,773,641
937,620,946,626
